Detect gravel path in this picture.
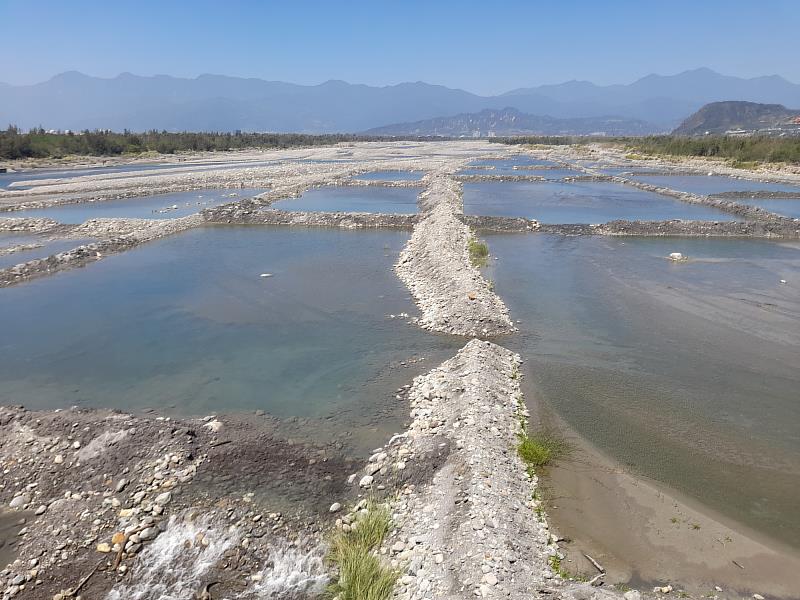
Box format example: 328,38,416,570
338,340,622,600
396,177,515,337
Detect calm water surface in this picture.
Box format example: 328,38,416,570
459,156,560,177
354,170,424,182
272,186,418,214
0,236,96,269
0,161,280,190
484,234,800,547
464,181,734,222
8,188,267,223
0,227,457,428
634,175,800,196
731,198,800,219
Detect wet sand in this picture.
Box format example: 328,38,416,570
531,400,800,599
0,510,29,569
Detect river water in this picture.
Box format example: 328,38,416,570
272,185,419,213
0,227,458,446
464,181,735,222
483,233,800,549
6,188,268,223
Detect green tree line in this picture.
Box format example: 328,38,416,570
0,126,441,160
494,135,800,164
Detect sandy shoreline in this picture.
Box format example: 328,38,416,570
539,413,800,599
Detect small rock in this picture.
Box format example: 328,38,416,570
9,494,30,509
138,527,159,541
329,503,342,513
359,475,374,488
96,543,112,553
203,420,223,433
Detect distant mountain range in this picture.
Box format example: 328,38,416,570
365,107,660,136
1,68,800,134
673,101,800,135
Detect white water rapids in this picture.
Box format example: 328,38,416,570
105,512,327,600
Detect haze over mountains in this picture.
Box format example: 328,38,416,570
365,108,659,137
1,68,799,134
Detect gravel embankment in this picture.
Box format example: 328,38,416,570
337,340,622,600
396,177,515,337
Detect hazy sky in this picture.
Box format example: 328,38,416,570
2,0,798,94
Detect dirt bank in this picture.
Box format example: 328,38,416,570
0,404,367,600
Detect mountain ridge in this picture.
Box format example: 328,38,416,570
673,101,800,135
2,69,799,133
364,107,660,137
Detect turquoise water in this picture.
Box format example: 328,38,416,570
354,170,424,182
485,234,800,548
7,188,268,223
272,186,418,214
463,181,735,223
633,175,800,196
0,227,457,425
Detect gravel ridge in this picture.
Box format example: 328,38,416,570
396,177,515,337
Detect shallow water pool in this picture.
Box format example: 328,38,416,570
730,198,800,219
0,227,457,430
484,234,800,548
353,170,424,182
7,188,267,223
463,181,735,223
272,186,418,214
0,236,96,269
633,174,800,196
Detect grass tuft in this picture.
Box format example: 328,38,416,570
517,431,569,471
326,501,397,600
468,236,490,267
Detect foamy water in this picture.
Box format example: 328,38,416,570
240,542,328,599
106,514,239,600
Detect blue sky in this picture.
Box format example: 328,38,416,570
1,0,798,94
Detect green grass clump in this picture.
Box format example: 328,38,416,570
326,501,397,600
517,431,568,470
468,236,490,267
